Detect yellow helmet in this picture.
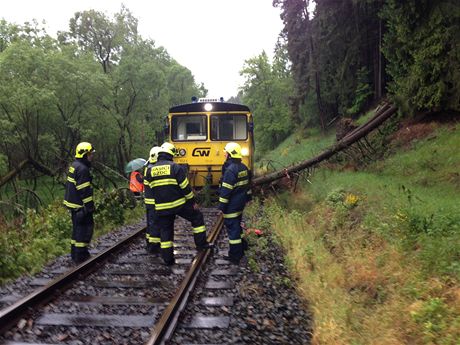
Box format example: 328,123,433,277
149,146,161,163
75,142,95,158
224,142,242,159
160,142,177,156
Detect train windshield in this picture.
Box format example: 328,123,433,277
211,115,247,141
171,115,207,141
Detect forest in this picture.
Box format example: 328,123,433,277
0,6,205,191
241,0,459,153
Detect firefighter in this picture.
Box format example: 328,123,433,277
218,142,252,265
150,142,211,266
64,142,96,264
143,146,161,254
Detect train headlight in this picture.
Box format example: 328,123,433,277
241,147,249,156
204,103,213,111
179,148,186,157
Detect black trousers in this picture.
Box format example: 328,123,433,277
146,208,160,253
70,210,94,263
224,215,244,262
156,203,207,264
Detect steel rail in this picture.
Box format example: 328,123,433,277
145,213,224,345
0,226,146,332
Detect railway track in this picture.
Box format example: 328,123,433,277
0,207,312,344
0,208,228,344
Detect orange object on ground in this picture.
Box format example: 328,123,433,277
129,171,144,193
245,228,263,236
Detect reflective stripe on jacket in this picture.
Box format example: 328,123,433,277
218,158,251,218
148,154,194,215
143,163,155,209
64,158,94,212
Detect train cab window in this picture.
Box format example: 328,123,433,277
171,115,207,141
211,115,247,141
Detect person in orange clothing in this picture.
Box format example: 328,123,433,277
129,169,144,197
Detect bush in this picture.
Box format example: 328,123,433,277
0,188,143,284
94,188,135,226
410,297,453,343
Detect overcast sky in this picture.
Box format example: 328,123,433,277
1,0,284,100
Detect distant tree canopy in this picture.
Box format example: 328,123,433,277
240,43,294,153
240,0,459,154
0,7,205,183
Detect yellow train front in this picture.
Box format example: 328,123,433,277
166,97,254,188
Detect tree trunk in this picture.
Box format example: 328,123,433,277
253,104,397,186
0,159,29,188
0,158,55,189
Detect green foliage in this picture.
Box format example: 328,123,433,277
0,7,204,220
346,67,373,116
410,297,455,344
381,0,460,113
0,201,71,283
55,7,204,170
261,121,459,281
256,127,335,167
257,121,460,344
395,186,460,278
240,48,294,153
0,153,7,176
418,234,460,279
0,188,144,284
274,0,383,128
273,0,459,130
325,188,347,207
94,188,136,225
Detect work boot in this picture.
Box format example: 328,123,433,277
146,243,160,255
70,245,76,262
222,255,240,265
242,238,249,251
162,258,176,266
73,249,90,265
196,242,214,252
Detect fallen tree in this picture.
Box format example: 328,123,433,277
252,103,398,186
0,158,55,189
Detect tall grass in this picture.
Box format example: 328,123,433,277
253,122,460,344
255,127,336,173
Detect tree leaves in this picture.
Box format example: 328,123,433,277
381,0,460,114
0,7,204,183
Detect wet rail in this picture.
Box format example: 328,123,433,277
0,208,225,345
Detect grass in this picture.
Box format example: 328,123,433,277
355,109,376,126
255,127,336,174
253,119,460,344
0,176,64,214
0,192,145,285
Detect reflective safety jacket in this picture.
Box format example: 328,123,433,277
147,154,195,215
218,158,251,218
64,158,94,212
129,171,144,193
143,163,155,209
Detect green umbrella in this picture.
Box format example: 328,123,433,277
125,158,147,175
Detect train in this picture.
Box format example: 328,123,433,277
164,97,254,188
